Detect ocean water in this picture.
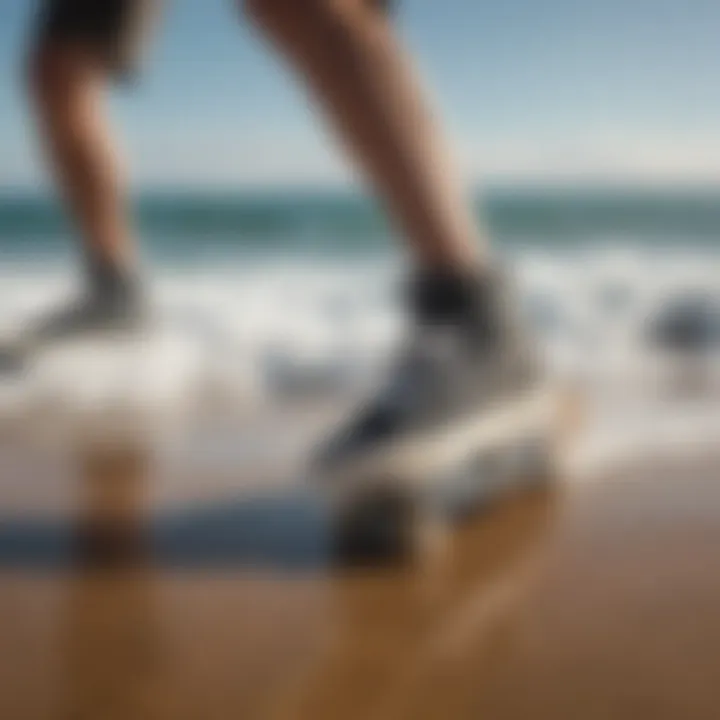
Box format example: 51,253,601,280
4,188,720,264
1,188,719,477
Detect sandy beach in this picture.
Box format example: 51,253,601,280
2,0,719,715
1,429,718,720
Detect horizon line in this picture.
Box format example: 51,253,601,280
4,177,720,200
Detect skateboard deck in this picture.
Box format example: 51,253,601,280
318,384,581,563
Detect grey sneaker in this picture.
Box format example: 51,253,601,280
0,260,147,373
313,267,548,486
24,287,146,344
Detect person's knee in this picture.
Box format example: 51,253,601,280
25,43,51,102
26,42,102,119
25,43,67,109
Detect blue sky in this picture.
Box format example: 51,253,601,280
1,0,720,189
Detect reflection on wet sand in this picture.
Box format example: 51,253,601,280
1,444,719,720
277,491,556,720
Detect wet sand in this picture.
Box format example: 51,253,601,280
1,438,719,720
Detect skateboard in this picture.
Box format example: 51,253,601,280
316,384,580,563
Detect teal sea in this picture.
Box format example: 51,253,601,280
2,187,720,266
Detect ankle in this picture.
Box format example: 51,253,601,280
408,265,503,337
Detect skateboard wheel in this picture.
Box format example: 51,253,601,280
333,487,425,564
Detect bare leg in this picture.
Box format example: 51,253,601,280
245,0,485,271
27,42,135,271
242,2,546,490
0,35,150,359
1,36,143,368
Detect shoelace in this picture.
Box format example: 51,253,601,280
380,326,463,413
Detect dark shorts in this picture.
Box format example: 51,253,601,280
36,0,395,78
36,0,159,77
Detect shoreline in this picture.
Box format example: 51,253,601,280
1,438,719,719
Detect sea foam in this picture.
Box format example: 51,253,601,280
0,248,718,479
